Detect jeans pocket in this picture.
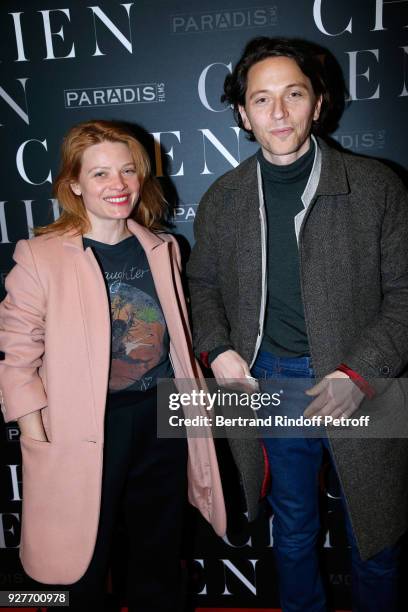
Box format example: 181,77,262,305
251,366,268,380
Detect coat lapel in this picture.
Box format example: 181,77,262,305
61,232,111,438
315,138,350,197
126,219,196,377
231,157,263,360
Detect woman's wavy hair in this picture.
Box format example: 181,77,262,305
36,120,167,235
222,37,332,140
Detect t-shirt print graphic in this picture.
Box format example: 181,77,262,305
109,282,166,391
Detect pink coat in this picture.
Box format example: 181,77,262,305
0,219,226,584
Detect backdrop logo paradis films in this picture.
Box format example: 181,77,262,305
171,6,278,34
64,83,166,108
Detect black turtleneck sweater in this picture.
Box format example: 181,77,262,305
258,141,315,357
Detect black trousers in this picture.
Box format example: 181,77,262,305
49,387,188,612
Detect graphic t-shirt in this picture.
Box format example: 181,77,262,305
83,235,173,393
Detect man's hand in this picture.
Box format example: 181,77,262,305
304,370,364,419
211,350,258,391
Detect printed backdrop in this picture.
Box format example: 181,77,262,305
0,0,407,608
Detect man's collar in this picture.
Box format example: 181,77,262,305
215,135,350,198
315,136,350,196
215,154,258,191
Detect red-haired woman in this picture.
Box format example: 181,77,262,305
0,120,226,611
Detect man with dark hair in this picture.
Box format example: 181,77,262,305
188,37,408,611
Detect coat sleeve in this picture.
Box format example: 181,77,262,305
187,186,232,357
0,239,47,423
342,172,408,379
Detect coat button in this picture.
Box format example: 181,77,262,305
380,365,390,375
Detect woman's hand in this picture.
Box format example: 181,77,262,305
18,410,48,442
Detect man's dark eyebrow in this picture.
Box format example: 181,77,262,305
248,89,269,100
285,82,309,89
248,82,310,100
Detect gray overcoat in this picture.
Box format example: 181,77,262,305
187,137,408,560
